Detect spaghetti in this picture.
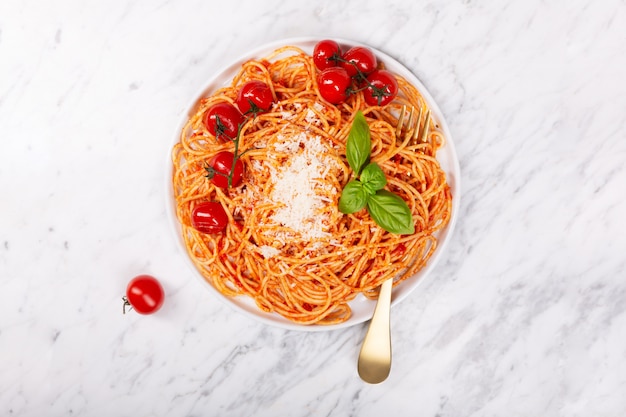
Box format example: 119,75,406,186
171,45,452,325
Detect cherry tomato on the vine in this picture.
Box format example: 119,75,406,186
313,39,342,70
363,70,398,106
124,275,164,315
317,67,351,104
203,102,244,142
206,151,244,188
236,80,273,115
340,46,377,78
191,201,229,234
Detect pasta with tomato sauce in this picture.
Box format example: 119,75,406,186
171,44,452,325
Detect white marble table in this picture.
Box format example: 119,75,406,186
1,0,625,415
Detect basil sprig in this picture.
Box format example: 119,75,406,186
339,111,415,235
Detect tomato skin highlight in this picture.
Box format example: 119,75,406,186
236,80,273,115
125,275,164,315
191,201,229,234
340,46,377,77
313,39,342,70
207,151,244,188
363,70,398,106
317,67,351,104
203,102,244,141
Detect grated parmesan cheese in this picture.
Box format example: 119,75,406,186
259,245,281,259
241,119,341,252
273,136,300,153
267,131,337,240
280,111,295,120
305,108,320,125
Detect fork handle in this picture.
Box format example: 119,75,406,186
357,278,392,383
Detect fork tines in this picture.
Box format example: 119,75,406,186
396,105,431,145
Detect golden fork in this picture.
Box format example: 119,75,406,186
357,105,430,384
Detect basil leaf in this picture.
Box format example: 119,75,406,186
366,190,415,234
339,180,368,214
346,111,371,176
360,162,387,195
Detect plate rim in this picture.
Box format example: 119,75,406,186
164,36,461,332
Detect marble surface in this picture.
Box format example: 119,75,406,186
1,0,625,415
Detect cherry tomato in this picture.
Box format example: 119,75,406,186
313,39,342,70
363,70,398,106
317,67,351,104
203,102,244,142
340,46,377,78
191,201,229,234
124,275,164,315
236,80,273,115
206,151,244,188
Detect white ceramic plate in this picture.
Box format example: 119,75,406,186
166,37,460,331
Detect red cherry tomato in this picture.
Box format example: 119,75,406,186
317,67,351,104
363,70,398,106
236,80,273,115
206,151,244,188
191,201,228,234
124,275,164,315
340,46,377,77
203,102,244,142
313,39,342,70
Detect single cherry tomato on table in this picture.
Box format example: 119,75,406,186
363,70,398,106
340,46,377,78
203,102,244,141
236,80,274,115
123,275,164,315
317,67,351,104
205,151,244,188
313,39,342,70
191,201,229,234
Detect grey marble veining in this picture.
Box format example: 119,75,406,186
1,0,625,416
